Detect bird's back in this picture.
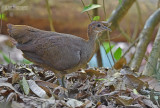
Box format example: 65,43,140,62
7,24,90,74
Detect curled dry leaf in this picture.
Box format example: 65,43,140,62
6,92,18,102
0,83,21,94
27,80,49,98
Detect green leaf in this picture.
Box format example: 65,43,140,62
0,51,15,64
20,77,30,95
114,47,122,61
82,4,101,13
102,42,115,53
95,78,107,81
93,16,100,21
119,0,122,4
21,59,33,64
0,13,7,20
133,89,139,95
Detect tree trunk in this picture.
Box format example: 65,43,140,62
143,26,160,76
130,9,160,71
92,0,102,67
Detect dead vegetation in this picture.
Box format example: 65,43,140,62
0,63,160,108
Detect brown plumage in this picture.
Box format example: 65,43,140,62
7,21,111,87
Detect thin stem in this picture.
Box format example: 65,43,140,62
132,0,142,40
122,37,139,58
103,0,107,20
0,12,2,34
80,0,92,21
118,24,132,43
107,31,116,64
102,0,114,67
101,42,113,68
45,0,55,31
158,0,160,9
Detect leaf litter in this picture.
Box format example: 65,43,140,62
0,63,160,108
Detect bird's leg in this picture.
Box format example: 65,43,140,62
57,76,65,88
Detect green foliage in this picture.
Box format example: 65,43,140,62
119,0,122,4
103,43,122,61
95,78,107,81
103,42,115,53
93,16,100,21
114,47,122,61
82,4,101,13
0,13,7,20
21,59,33,64
0,51,32,64
20,77,30,95
0,51,15,64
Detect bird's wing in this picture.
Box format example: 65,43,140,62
18,36,82,71
39,36,82,71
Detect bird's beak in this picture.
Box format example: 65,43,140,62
101,21,112,32
103,26,112,32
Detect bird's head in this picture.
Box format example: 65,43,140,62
88,21,111,35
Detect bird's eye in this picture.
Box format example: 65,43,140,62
97,24,101,27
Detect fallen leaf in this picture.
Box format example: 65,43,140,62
85,69,105,77
12,73,20,84
27,80,49,98
20,77,30,95
114,57,126,70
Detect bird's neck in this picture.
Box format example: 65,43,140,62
86,29,98,57
87,28,98,42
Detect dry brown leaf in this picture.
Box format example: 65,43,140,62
12,73,20,84
76,91,89,99
85,69,105,77
114,57,127,70
27,80,49,98
39,85,52,97
66,98,83,107
36,80,59,89
115,96,134,106
143,99,158,108
97,105,108,108
139,76,160,92
124,74,145,90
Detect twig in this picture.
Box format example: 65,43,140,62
45,0,55,31
122,37,139,58
118,24,132,43
132,0,142,40
0,12,2,34
80,0,92,21
107,31,116,64
101,42,113,68
103,0,107,20
158,0,160,9
102,0,113,67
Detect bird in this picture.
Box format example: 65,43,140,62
7,21,111,87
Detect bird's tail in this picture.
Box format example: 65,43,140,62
7,24,37,44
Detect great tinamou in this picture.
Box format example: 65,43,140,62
7,21,111,87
